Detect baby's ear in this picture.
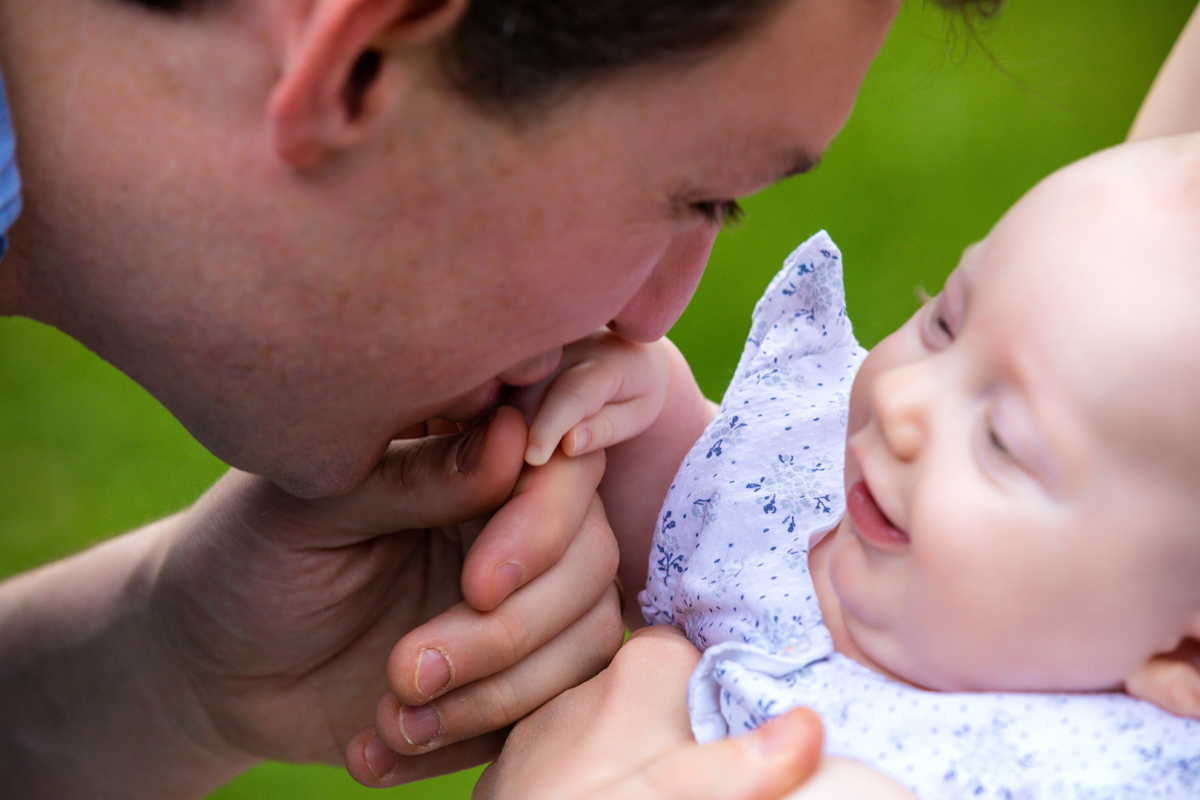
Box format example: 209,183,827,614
1124,638,1200,718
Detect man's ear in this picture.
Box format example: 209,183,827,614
1124,637,1200,718
267,0,469,169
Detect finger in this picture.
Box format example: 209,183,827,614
460,448,606,612
345,726,508,788
387,493,619,706
526,344,666,466
524,359,620,465
276,407,527,544
561,394,664,458
595,707,824,800
376,583,624,756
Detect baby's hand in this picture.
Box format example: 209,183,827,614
521,331,672,467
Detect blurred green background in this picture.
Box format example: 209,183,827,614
0,1,1195,797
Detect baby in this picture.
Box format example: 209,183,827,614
517,132,1200,797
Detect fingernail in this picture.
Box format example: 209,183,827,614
399,704,444,748
525,443,543,465
570,428,591,454
415,647,453,700
364,734,398,780
494,562,523,603
456,418,490,474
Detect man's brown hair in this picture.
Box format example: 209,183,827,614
131,0,1000,110
443,0,999,110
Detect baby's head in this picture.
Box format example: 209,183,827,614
828,132,1200,716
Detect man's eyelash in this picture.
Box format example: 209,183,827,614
693,199,745,227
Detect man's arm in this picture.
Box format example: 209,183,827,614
0,518,251,800
1,408,627,797
1129,2,1200,140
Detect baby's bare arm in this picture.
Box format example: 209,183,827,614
1129,3,1200,140
601,339,716,629
521,335,714,630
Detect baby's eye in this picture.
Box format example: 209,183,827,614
934,311,952,338
920,295,954,348
692,199,745,227
987,423,1012,459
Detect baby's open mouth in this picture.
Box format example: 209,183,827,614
845,479,910,551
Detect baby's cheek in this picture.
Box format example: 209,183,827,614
826,530,893,630
845,365,875,439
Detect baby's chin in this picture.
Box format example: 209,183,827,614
820,529,950,692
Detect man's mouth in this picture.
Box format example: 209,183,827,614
845,479,910,552
496,347,564,388
428,347,565,424
432,378,506,424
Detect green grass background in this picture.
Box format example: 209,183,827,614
1,1,1195,797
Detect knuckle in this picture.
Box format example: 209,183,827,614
378,436,439,494
458,673,525,733
583,510,621,578
572,588,627,679
595,413,617,447
555,374,603,414
592,591,627,659
487,609,535,665
572,449,607,487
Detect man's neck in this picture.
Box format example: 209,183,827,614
0,230,29,316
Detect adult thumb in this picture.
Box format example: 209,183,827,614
603,708,824,800
307,406,529,537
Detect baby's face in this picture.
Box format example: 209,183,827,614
828,141,1200,694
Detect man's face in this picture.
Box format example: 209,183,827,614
829,145,1200,694
9,0,898,495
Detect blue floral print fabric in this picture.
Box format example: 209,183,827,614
639,231,1200,799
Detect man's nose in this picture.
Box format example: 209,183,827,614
872,363,931,461
607,225,719,343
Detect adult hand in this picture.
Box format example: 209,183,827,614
155,406,625,785
475,625,824,800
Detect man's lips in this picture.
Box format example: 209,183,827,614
497,347,564,387
433,378,505,423
428,348,565,424
845,479,910,552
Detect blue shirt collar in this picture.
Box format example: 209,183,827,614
0,67,23,264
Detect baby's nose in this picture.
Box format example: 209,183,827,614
872,365,929,460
